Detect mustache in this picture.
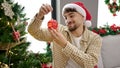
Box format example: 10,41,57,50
66,21,73,25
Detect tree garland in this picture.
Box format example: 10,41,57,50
105,0,120,16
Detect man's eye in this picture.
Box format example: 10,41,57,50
70,15,73,18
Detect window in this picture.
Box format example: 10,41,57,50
15,0,52,53
97,0,120,27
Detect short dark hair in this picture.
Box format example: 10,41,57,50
63,8,77,14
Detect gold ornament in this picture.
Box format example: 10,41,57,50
0,62,9,68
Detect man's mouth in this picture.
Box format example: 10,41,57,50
67,22,74,27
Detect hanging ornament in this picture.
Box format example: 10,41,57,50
10,23,20,42
2,0,14,19
105,0,120,16
12,30,20,42
0,62,9,68
47,19,58,29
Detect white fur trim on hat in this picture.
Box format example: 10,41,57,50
84,20,92,27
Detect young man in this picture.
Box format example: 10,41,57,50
28,2,102,68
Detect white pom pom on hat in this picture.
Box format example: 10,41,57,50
62,2,92,27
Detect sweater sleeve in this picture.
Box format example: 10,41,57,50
62,35,102,68
27,15,53,42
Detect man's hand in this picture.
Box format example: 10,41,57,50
49,28,68,48
37,4,53,19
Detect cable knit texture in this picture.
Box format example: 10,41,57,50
28,16,102,68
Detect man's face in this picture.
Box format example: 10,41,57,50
63,12,84,32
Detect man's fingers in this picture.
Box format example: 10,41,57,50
52,29,59,36
47,4,53,12
37,4,53,19
45,4,53,13
41,4,49,14
41,4,53,14
49,28,58,39
43,4,49,13
40,8,46,15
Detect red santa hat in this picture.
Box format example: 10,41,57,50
62,2,92,27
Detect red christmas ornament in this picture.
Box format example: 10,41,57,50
42,64,48,68
12,31,20,41
47,19,58,29
10,23,20,42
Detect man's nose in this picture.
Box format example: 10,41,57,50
66,18,72,23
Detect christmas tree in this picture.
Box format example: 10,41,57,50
0,0,52,68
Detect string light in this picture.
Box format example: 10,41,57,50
7,22,10,25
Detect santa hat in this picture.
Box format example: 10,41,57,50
62,2,92,27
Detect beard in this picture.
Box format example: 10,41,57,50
66,20,81,32
68,24,78,32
